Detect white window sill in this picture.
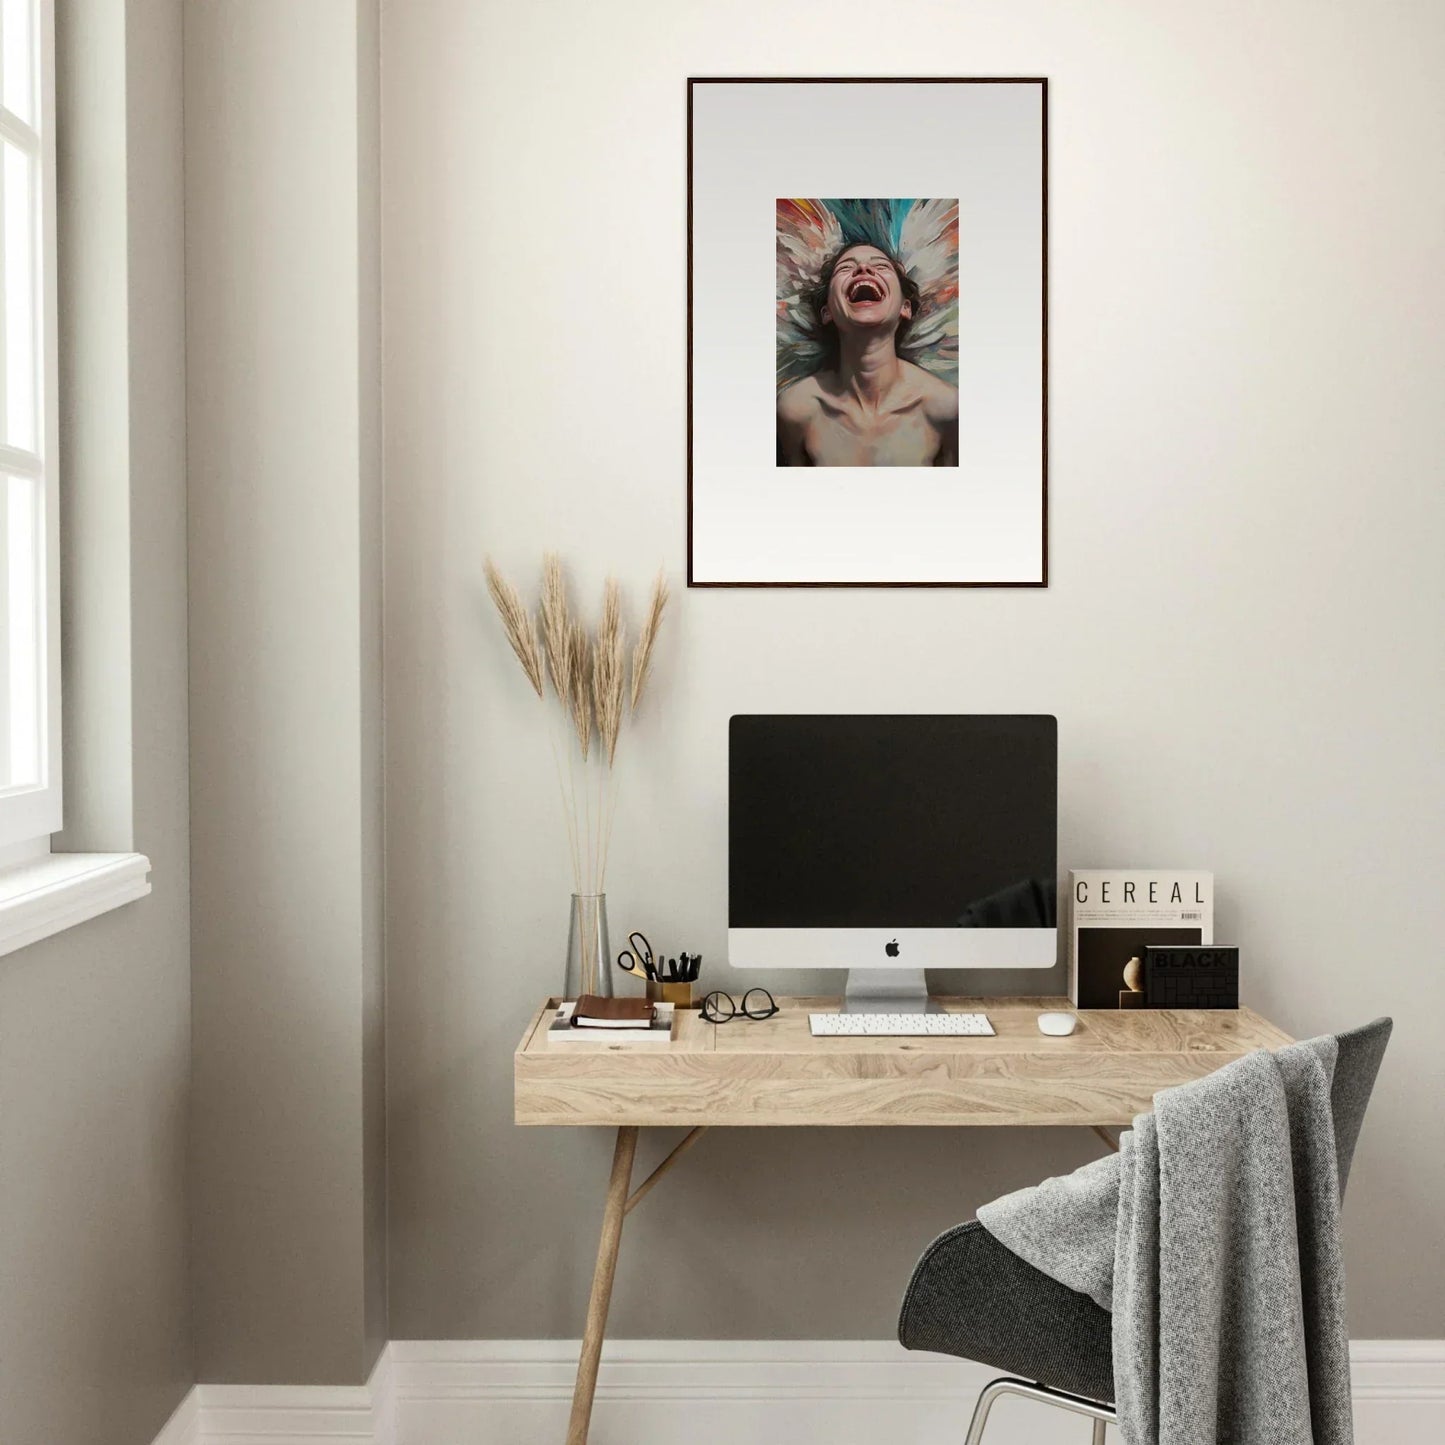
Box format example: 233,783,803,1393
0,852,151,958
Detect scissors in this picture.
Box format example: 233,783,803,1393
616,931,657,981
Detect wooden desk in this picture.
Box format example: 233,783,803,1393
515,996,1292,1444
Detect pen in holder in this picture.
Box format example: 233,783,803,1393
648,952,702,1008
617,935,702,1007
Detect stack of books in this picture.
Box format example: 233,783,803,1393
546,997,676,1045
1069,869,1214,1009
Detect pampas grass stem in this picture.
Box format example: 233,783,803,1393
483,555,669,899
630,570,669,711
484,559,544,699
540,553,570,703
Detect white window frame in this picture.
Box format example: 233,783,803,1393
0,1,149,954
0,0,59,854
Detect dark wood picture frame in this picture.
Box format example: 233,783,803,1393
686,76,1049,589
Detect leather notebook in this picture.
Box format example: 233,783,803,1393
572,995,655,1028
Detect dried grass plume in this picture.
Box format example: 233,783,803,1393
630,570,669,711
540,552,571,703
483,558,543,698
482,554,672,893
592,579,626,766
566,619,593,760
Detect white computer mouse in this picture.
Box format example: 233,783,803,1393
1037,1011,1078,1037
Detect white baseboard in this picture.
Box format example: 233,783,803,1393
150,1388,199,1445
150,1349,392,1445
151,1339,1445,1445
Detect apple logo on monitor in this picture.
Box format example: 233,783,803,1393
885,939,900,957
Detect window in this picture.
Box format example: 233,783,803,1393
0,0,148,954
0,0,57,855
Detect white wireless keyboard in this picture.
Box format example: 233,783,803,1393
809,1012,995,1038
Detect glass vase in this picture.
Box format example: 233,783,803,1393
564,893,612,1001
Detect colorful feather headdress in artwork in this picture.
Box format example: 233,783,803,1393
775,198,960,393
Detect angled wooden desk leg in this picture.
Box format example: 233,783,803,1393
567,1125,639,1445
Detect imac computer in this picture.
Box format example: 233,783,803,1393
728,715,1058,1014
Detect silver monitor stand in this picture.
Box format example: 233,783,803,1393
842,968,940,1014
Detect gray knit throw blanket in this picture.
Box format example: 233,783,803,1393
977,1038,1353,1445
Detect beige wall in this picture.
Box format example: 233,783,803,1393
382,0,1445,1342
0,3,193,1444
186,0,386,1386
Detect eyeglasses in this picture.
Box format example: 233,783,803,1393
700,988,779,1023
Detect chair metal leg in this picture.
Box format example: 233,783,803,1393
963,1377,1116,1445
962,1378,1012,1445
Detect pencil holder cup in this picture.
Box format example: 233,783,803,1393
648,980,693,1008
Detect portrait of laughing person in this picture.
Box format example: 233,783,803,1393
777,242,959,468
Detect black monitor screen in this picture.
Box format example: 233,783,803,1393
729,715,1057,929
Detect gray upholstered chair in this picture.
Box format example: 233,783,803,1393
898,1018,1392,1443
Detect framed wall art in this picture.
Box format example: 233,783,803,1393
687,78,1048,587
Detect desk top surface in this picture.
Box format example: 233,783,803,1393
514,996,1293,1128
